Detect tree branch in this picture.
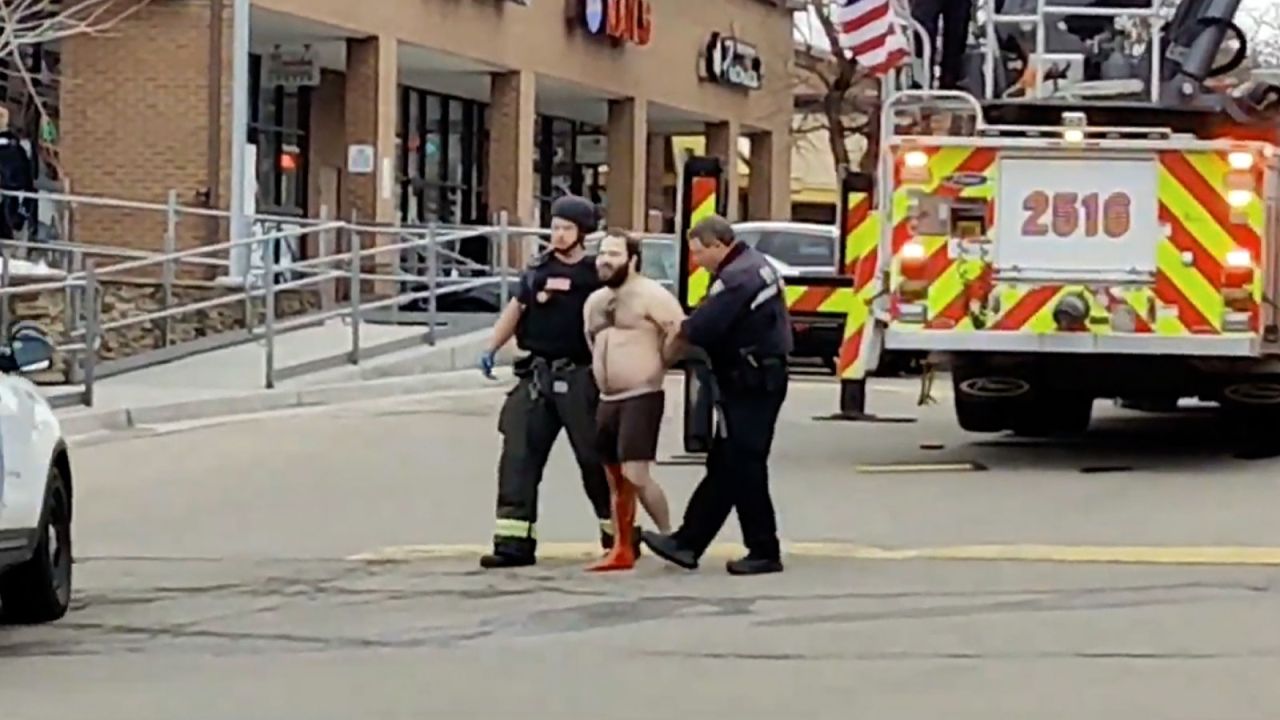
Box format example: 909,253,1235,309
0,0,154,185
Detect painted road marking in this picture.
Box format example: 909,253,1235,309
855,462,987,473
347,542,1280,566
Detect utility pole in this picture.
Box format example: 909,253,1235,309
228,0,252,283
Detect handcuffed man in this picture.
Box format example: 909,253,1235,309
582,229,686,572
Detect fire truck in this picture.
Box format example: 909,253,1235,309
676,0,1280,446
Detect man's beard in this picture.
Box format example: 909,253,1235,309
603,264,630,288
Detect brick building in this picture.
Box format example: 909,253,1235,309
46,0,795,257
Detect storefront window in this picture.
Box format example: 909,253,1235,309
247,53,310,217
397,86,486,226
534,116,606,227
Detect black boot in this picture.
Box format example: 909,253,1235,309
479,551,535,569
726,555,783,576
481,538,536,569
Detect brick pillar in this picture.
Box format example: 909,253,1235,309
605,98,647,230
645,134,667,227
487,70,536,228
706,120,741,221
748,129,791,220
344,36,398,225
60,1,232,262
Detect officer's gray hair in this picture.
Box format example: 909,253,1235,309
688,215,734,247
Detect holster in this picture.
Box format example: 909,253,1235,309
517,355,584,402
723,349,786,394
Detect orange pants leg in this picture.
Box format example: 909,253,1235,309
587,465,637,572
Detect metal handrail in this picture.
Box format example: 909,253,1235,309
0,188,331,227
980,0,1163,103
0,193,602,405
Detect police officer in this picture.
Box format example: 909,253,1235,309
641,214,792,575
477,195,625,569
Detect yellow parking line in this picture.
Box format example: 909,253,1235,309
347,542,1280,566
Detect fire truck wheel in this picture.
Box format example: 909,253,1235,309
954,392,1009,433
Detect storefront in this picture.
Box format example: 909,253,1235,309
56,0,796,253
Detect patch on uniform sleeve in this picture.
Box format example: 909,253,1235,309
709,278,726,296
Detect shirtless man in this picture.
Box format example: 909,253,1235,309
583,229,686,572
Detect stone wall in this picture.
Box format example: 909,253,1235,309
4,275,322,383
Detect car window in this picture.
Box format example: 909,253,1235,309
640,240,677,282
737,230,837,269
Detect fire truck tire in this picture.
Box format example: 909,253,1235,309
954,392,1009,433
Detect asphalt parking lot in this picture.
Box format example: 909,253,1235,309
4,375,1280,719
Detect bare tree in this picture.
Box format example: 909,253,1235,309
792,0,884,176
0,0,150,179
1245,4,1280,69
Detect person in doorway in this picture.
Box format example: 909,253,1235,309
641,215,792,576
476,195,634,569
582,229,684,572
0,107,35,242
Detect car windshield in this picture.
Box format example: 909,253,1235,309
736,229,837,270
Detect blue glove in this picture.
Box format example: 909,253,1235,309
479,349,496,379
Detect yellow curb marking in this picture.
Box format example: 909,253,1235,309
347,542,1280,566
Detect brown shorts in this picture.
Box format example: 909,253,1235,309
595,391,665,464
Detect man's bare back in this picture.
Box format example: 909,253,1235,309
585,274,685,401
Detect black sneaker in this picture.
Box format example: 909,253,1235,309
726,556,783,576
640,530,699,570
479,552,535,569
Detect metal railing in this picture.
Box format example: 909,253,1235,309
0,188,575,408
980,0,1164,103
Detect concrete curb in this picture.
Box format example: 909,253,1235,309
57,367,515,437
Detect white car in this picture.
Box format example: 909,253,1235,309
731,221,841,277
0,324,73,624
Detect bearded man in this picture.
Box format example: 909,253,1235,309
582,229,687,572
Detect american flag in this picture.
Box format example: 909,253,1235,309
836,0,911,77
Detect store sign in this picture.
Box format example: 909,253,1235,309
580,0,652,46
703,32,762,91
265,45,320,88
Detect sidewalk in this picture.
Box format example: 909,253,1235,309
48,313,513,436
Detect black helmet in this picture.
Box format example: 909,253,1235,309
549,194,598,241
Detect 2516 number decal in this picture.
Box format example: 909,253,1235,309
1022,191,1132,239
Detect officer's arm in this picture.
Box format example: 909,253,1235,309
679,275,758,349
486,299,524,353
485,272,534,353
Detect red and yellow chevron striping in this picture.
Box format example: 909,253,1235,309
887,145,1267,340
683,176,720,308
888,146,999,334
836,188,881,380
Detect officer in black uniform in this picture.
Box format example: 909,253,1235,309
641,214,792,575
477,195,621,569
